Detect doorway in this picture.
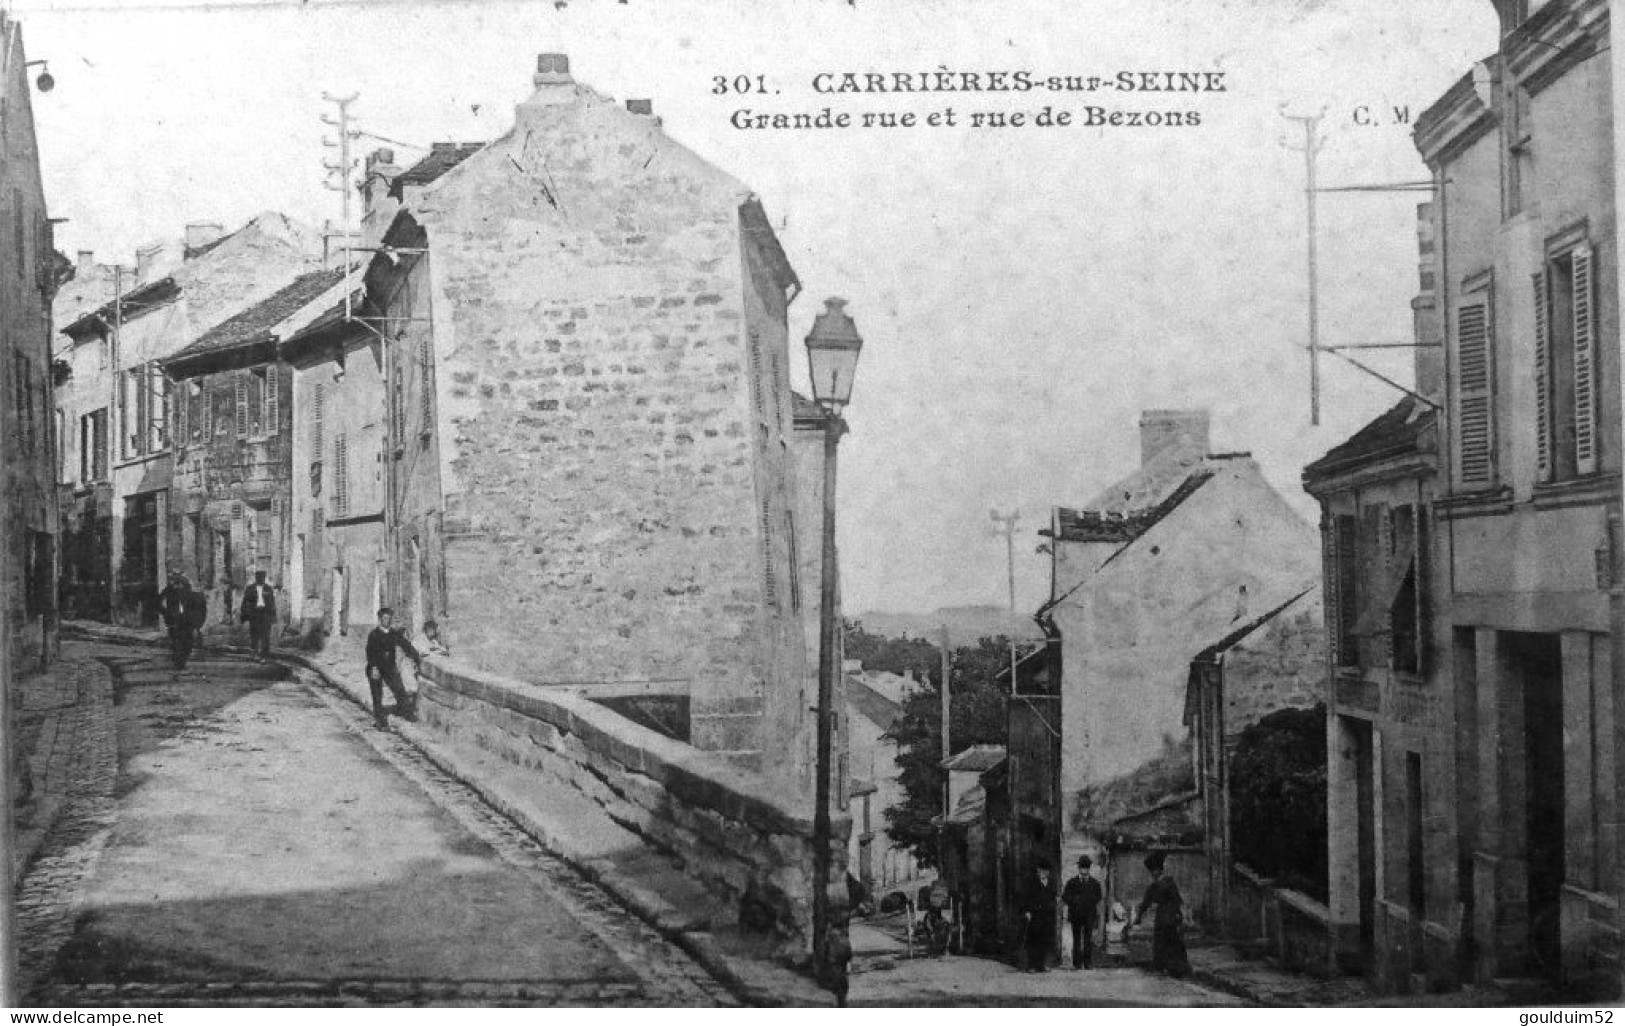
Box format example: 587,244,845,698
1505,631,1565,979
1347,717,1377,967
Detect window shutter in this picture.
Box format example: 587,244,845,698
177,380,187,443
760,497,776,609
1533,271,1552,481
312,382,325,455
1572,243,1597,474
333,433,350,517
235,376,248,437
266,368,280,434
1456,295,1495,487
1416,506,1432,675
748,330,765,422
420,339,433,434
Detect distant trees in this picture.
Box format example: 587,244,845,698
844,619,1014,869
1229,704,1328,901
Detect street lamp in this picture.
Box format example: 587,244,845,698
806,296,863,993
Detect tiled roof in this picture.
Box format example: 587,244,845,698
847,678,902,731
390,142,484,197
1052,469,1215,545
61,277,182,338
166,266,349,368
941,744,1006,773
1303,397,1436,481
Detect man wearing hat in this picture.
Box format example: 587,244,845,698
1062,854,1104,968
1020,860,1057,972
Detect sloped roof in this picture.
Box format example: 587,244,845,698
390,142,484,197
1303,396,1437,482
166,266,350,372
941,744,1006,773
847,678,903,731
61,277,181,338
1052,469,1215,545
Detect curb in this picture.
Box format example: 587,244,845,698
277,649,835,1008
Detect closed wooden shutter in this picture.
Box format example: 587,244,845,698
235,376,248,437
420,339,433,435
761,497,776,609
1336,514,1358,667
1533,271,1551,481
1572,243,1597,474
1456,294,1494,487
333,433,350,517
1322,519,1340,667
748,330,765,422
1416,505,1432,675
312,382,324,455
266,367,280,434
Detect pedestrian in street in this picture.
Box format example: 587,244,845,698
240,570,277,660
1020,860,1056,972
1133,851,1191,978
1062,854,1104,969
366,606,422,730
157,572,197,671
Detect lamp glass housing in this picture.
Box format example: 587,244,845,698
806,338,861,411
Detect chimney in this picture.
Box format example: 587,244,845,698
1412,201,1444,399
184,222,224,256
516,53,576,126
1138,409,1210,467
76,250,94,276
626,99,652,116
534,52,571,86
360,147,403,247
135,243,162,283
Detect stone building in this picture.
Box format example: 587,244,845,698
1369,0,1620,991
163,266,351,630
360,54,817,785
1,11,61,673
844,672,906,891
1029,410,1322,874
54,213,320,624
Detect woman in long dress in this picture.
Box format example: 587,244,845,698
1133,851,1191,977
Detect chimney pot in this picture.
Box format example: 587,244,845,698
626,99,653,116
76,249,94,274
367,147,396,168
535,52,572,86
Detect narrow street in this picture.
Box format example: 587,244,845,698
17,638,736,1007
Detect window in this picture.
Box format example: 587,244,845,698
1454,282,1495,488
120,362,171,460
186,381,207,443
80,408,108,482
1325,513,1359,667
332,432,350,517
760,497,776,609
12,353,34,455
1534,241,1598,481
785,510,801,611
1406,752,1425,917
1388,505,1431,675
244,368,266,438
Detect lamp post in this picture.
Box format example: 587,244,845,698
806,297,863,991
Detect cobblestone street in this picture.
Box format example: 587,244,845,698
16,638,736,1007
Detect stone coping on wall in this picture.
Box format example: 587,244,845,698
418,658,829,840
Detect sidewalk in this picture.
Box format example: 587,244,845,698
59,619,835,1008
12,641,119,882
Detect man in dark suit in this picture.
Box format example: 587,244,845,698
157,572,197,671
1021,860,1057,972
1063,854,1104,968
239,570,277,660
366,607,422,730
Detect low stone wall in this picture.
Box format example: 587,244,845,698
416,657,848,965
1227,864,1336,977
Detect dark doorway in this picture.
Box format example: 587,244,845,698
1506,631,1565,979
1348,717,1377,967
120,493,161,626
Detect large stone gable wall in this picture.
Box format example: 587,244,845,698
402,96,796,760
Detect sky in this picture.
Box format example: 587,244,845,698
10,0,1499,617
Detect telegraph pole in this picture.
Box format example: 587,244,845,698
1282,108,1326,425
991,509,1020,690
321,92,362,228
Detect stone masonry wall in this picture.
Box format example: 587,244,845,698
391,82,810,773
415,656,849,962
